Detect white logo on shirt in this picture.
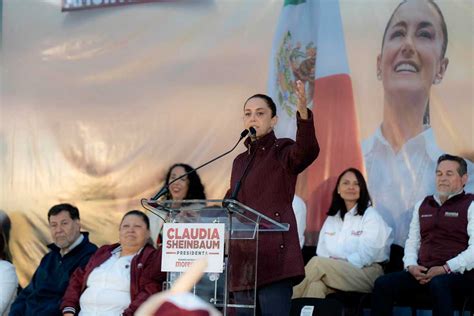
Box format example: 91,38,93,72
444,211,459,218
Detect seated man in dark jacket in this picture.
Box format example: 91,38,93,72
371,154,474,316
9,203,97,316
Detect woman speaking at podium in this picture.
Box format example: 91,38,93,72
227,81,319,315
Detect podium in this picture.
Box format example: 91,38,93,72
143,199,289,316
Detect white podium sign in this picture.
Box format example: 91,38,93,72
161,222,225,273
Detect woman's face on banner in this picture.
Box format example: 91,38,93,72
377,0,448,97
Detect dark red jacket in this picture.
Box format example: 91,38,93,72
418,192,474,268
61,243,166,316
227,110,319,288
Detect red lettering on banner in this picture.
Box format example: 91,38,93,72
170,228,220,240
167,228,175,239
167,239,220,249
175,261,193,267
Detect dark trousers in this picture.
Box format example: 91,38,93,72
258,278,293,316
371,271,472,316
233,278,293,316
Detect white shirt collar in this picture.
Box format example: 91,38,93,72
364,125,442,161
61,233,84,256
347,204,358,215
433,189,465,205
111,245,122,256
338,204,358,218
112,245,144,257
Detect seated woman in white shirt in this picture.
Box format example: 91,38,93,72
61,210,166,316
0,227,18,316
293,168,392,298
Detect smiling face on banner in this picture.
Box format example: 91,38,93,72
377,0,449,101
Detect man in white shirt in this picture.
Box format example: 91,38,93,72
371,154,474,316
363,127,474,247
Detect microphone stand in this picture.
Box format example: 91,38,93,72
149,129,250,202
224,128,258,216
223,128,257,299
230,127,257,201
143,129,250,248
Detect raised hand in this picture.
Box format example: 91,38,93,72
295,80,308,119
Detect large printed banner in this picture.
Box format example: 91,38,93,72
1,0,472,285
268,0,474,246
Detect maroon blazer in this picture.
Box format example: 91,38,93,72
61,243,166,316
227,110,319,289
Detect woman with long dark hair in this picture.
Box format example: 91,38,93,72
149,163,207,243
0,226,18,316
293,168,392,298
163,163,206,202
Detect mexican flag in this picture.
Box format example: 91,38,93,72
268,0,363,245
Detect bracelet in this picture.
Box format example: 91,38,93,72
442,264,451,274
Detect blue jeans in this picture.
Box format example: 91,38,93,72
371,271,472,316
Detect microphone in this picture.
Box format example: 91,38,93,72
248,126,257,138
230,126,257,200
150,129,250,201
